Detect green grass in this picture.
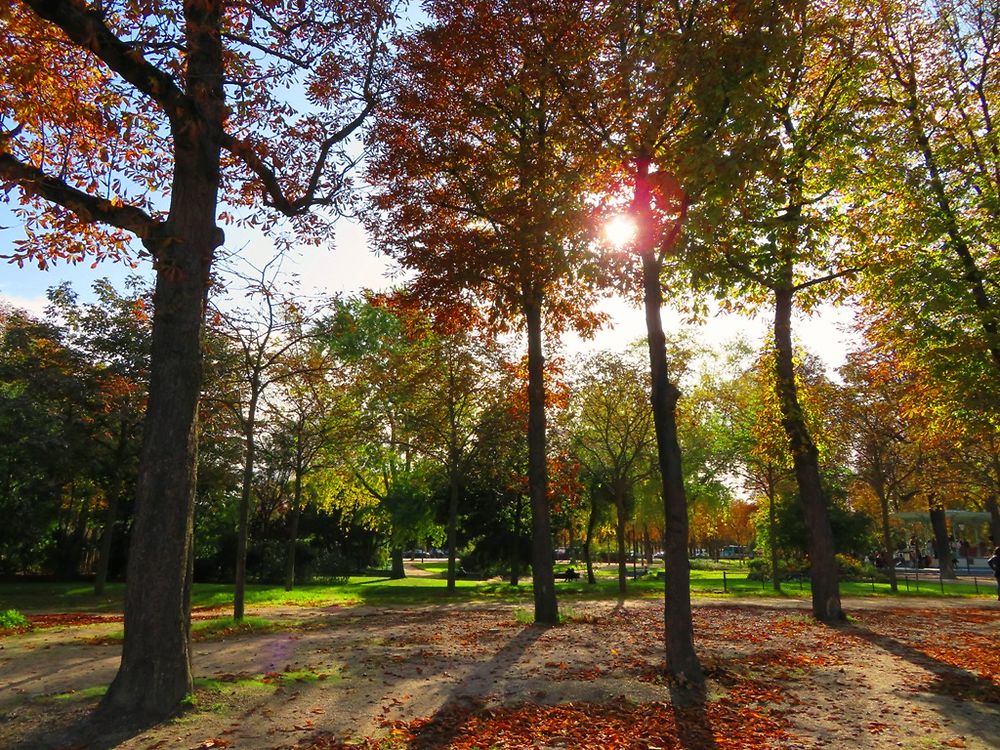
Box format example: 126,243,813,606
43,685,107,702
0,565,991,618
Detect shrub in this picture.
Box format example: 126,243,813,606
836,554,866,579
0,608,29,630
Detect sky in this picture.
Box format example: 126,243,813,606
0,204,859,377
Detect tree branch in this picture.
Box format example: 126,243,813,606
792,266,862,293
0,152,161,240
22,0,192,124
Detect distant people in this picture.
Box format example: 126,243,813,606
960,540,974,572
988,547,1000,601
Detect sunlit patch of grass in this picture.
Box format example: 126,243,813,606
43,685,107,702
559,608,600,624
513,608,533,625
191,616,283,640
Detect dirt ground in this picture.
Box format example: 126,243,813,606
1,596,998,749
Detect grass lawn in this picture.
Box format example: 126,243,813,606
1,563,992,615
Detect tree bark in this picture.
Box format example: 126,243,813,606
766,477,781,592
928,498,955,579
283,447,304,591
875,478,898,593
446,464,459,590
95,421,131,596
584,488,597,584
986,494,1000,549
615,487,628,596
634,159,701,682
233,386,259,622
523,294,558,624
773,287,844,622
390,547,405,579
509,493,522,586
100,0,225,718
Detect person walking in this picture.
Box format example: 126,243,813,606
988,547,1000,601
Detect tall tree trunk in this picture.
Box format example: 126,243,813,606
766,475,781,592
446,464,459,590
234,389,259,622
986,494,1000,549
95,422,130,596
523,294,558,624
634,159,701,682
584,488,597,584
875,479,898,593
773,287,844,622
95,476,123,596
100,0,225,717
928,497,955,579
615,488,627,596
510,493,523,586
283,453,304,591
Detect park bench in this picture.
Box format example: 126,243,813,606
554,568,581,581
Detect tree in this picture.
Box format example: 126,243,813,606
0,305,100,574
392,302,503,590
860,0,1000,377
546,0,783,678
839,346,923,591
368,0,607,623
46,278,151,594
1,0,392,717
320,296,444,579
695,0,869,622
568,351,655,595
206,263,326,621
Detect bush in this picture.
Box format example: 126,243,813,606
0,608,29,630
836,554,867,579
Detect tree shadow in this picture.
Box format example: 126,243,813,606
399,623,548,748
10,704,167,750
667,680,720,750
843,621,1000,706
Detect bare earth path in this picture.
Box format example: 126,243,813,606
1,597,998,749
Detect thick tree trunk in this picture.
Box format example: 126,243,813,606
986,494,1000,548
928,499,955,579
773,287,844,622
390,547,405,579
523,294,558,624
100,224,216,719
615,490,627,596
635,160,701,682
100,1,225,718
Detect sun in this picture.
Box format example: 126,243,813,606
604,214,637,248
